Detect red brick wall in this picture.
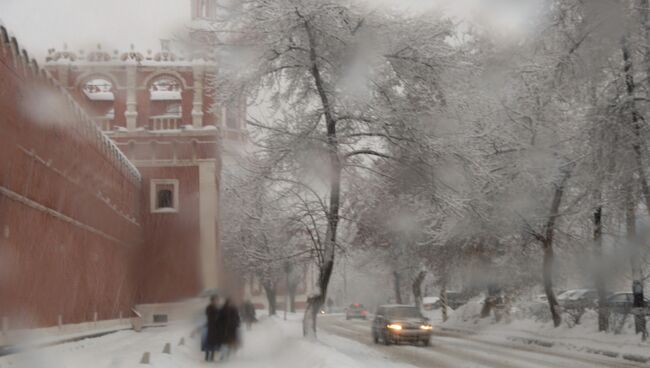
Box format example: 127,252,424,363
0,27,143,328
136,166,203,303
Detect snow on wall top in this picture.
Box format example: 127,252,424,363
0,24,142,186
45,43,216,66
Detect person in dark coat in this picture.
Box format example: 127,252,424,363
217,298,241,361
204,296,221,362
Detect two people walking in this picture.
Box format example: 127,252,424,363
203,296,241,362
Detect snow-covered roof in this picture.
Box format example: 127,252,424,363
423,297,440,304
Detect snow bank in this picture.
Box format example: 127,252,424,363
439,299,650,359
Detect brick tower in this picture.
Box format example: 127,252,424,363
44,41,244,303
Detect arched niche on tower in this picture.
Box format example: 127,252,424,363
144,73,188,130
77,74,118,131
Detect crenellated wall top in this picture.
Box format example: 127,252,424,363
0,24,142,186
45,43,217,67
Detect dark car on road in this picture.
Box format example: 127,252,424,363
372,305,432,346
346,303,368,320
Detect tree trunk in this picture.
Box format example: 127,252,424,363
543,242,561,327
622,35,647,338
626,187,646,337
481,286,495,319
289,283,297,313
593,205,609,332
263,283,277,316
642,0,650,135
542,171,570,328
440,281,449,322
393,271,403,304
412,270,427,311
623,35,650,216
300,16,342,337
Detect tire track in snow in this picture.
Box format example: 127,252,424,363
320,322,462,368
325,320,546,368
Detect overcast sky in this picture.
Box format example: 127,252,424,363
0,0,536,61
0,0,190,60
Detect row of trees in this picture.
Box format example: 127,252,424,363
212,0,650,337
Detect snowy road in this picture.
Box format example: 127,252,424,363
0,315,647,368
319,315,646,368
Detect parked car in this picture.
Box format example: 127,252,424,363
557,289,599,309
372,305,432,346
445,291,469,310
346,303,368,320
606,292,650,313
422,297,442,311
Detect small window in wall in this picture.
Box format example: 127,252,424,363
157,189,173,208
150,179,179,213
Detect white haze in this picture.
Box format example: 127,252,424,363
0,0,189,60
0,0,541,61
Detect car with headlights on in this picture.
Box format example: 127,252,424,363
372,305,432,346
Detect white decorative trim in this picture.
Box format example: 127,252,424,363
198,162,219,289
150,179,180,213
128,159,218,167
192,64,204,128
125,65,138,130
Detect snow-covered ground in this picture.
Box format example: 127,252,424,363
435,299,650,362
1,309,647,368
0,315,414,368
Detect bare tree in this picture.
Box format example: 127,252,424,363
210,0,457,335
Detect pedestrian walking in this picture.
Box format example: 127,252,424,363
204,296,221,362
217,298,241,361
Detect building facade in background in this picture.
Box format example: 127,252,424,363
0,0,248,330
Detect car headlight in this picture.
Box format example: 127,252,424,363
387,324,402,331
420,325,433,331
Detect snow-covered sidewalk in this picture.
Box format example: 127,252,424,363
0,315,414,368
